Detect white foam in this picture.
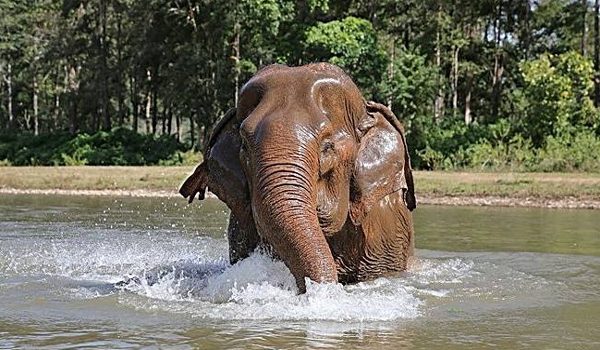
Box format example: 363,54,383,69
121,252,423,321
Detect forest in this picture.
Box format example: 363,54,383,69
1,0,600,170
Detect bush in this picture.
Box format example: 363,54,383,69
408,116,491,170
465,135,536,171
534,130,600,172
0,128,188,166
459,130,600,172
407,114,600,172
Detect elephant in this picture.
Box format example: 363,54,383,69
180,63,416,292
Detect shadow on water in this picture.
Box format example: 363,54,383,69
114,259,228,292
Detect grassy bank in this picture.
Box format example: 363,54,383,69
416,171,600,200
0,166,190,191
1,166,600,201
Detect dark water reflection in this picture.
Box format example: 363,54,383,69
0,194,599,349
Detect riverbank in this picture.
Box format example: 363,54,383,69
1,166,599,209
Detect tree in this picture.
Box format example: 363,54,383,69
521,52,598,145
304,16,388,97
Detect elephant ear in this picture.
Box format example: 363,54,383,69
349,101,416,225
179,108,249,207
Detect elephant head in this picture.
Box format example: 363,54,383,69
180,63,416,292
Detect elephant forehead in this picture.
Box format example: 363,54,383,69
240,90,333,138
238,65,364,140
243,111,323,146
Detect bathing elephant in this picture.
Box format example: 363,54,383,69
180,63,416,292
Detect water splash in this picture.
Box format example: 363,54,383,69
0,225,559,323
119,252,423,321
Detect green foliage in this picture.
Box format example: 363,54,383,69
1,1,600,172
304,16,388,96
464,135,536,172
407,116,490,170
520,52,599,146
408,113,600,172
0,129,186,166
380,49,438,121
462,130,600,173
535,130,600,172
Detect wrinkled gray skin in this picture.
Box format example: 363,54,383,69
180,63,416,292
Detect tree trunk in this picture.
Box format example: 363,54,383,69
151,84,158,135
595,0,600,106
52,65,62,132
54,93,60,131
452,46,460,117
116,11,125,126
232,23,241,107
200,125,208,150
67,64,79,134
33,74,39,135
99,0,111,131
402,22,411,49
130,74,139,132
145,90,152,134
388,40,395,109
161,104,167,134
491,1,504,121
4,62,14,129
175,110,181,141
434,3,444,121
583,0,588,56
145,69,152,134
524,0,531,59
189,111,195,148
464,73,473,125
167,104,173,135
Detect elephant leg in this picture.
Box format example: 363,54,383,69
227,207,260,264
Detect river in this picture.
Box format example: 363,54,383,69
1,194,599,349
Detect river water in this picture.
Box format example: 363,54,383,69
0,194,599,349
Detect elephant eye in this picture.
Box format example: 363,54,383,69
321,140,334,154
319,140,336,177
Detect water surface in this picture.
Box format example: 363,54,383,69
0,194,599,349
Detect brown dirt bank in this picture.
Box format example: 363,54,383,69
417,194,600,209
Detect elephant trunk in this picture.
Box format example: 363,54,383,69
254,155,337,292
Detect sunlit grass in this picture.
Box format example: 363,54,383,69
0,167,599,200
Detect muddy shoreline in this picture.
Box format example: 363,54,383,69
1,187,598,209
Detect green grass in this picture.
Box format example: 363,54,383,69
1,167,600,200
0,166,192,191
416,171,600,199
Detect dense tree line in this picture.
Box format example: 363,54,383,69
1,0,600,170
